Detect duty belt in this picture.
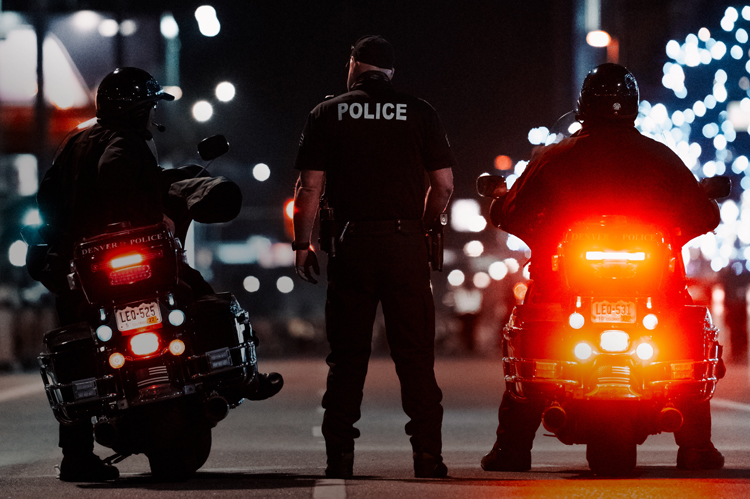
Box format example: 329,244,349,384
343,219,424,236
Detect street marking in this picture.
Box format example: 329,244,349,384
313,425,323,437
313,479,346,499
712,397,750,412
0,381,44,403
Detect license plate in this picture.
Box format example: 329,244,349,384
591,300,636,323
116,301,162,332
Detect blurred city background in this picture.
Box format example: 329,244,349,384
1,0,749,369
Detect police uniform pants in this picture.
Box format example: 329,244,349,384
491,389,715,454
321,227,443,457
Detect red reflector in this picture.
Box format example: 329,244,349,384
110,265,152,286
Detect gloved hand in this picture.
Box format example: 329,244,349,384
295,248,320,284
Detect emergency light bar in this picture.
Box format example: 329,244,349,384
585,251,646,261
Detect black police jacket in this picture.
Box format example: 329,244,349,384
295,71,456,221
500,120,720,251
38,120,164,251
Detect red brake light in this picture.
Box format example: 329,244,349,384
585,251,645,261
111,253,144,269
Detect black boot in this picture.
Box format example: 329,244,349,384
325,451,354,479
245,372,284,401
480,446,532,472
677,444,725,470
414,452,448,478
59,453,119,482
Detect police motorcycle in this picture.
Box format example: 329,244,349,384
28,136,262,480
476,122,730,476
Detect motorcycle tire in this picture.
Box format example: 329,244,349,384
145,400,213,481
585,414,637,477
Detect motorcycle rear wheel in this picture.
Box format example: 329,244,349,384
145,400,213,481
585,415,637,477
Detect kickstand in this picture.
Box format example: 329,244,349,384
103,452,130,465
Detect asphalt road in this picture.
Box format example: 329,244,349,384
1,356,750,498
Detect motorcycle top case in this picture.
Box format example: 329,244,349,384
73,223,179,303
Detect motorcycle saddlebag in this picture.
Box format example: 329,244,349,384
188,292,243,354
42,322,97,385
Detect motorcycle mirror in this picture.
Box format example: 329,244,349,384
476,174,508,199
198,135,230,161
700,175,731,199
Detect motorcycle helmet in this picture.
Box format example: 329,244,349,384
96,67,174,123
575,63,639,122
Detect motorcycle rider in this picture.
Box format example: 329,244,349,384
34,67,282,481
481,63,724,472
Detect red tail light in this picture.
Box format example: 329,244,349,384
111,253,144,269
88,250,165,286
91,250,163,273
585,251,646,261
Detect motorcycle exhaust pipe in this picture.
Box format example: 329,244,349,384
659,406,683,433
203,394,229,424
94,420,119,447
542,403,568,433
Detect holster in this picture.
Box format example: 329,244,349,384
319,206,337,257
426,213,447,272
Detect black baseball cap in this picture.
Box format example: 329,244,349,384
350,35,394,69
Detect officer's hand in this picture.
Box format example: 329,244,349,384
162,213,176,235
295,248,320,284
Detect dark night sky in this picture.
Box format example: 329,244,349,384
172,1,574,199
168,0,744,199
9,0,742,198
4,0,745,225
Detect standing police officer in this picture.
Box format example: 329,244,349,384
292,36,455,479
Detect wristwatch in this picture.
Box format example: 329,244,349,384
291,241,310,251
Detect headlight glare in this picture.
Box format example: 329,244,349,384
600,330,630,352
130,332,160,356
96,325,113,342
574,342,593,360
636,342,655,360
168,309,186,326
569,312,585,329
643,313,658,330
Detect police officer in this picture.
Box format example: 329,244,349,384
36,68,281,481
292,36,455,478
481,63,724,472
